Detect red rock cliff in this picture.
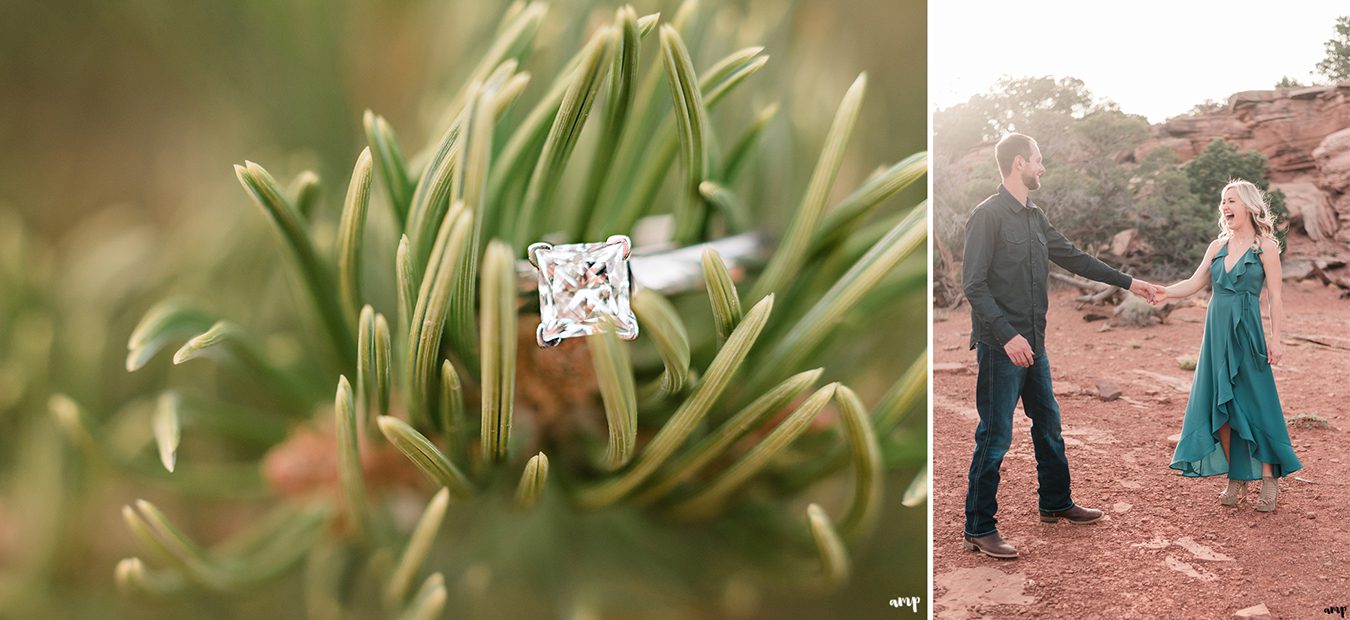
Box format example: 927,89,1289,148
1134,82,1350,245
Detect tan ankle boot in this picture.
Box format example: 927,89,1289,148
1255,476,1278,512
1219,479,1248,507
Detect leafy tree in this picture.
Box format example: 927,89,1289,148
1275,75,1308,89
1188,99,1226,115
1037,165,1120,250
1074,109,1150,164
1316,16,1350,83
933,102,993,162
1135,149,1214,277
934,78,1144,261
1036,110,1151,250
1073,110,1150,198
1183,140,1289,250
934,76,1098,158
934,76,1103,259
932,152,998,275
984,75,1096,147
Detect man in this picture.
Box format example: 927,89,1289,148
961,133,1163,559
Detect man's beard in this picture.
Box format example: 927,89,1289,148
1022,170,1040,191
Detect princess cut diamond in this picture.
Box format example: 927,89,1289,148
529,235,638,348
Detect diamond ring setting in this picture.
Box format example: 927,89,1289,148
527,235,639,349
521,231,772,349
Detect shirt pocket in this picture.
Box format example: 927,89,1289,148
1000,227,1029,264
1001,227,1029,245
999,227,1029,269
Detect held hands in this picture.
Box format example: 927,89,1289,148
1003,334,1034,368
1129,279,1167,304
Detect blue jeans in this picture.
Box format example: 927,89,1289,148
964,342,1074,537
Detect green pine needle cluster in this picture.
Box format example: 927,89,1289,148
9,2,927,616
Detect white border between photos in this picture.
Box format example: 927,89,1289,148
925,41,935,620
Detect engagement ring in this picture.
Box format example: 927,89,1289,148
519,232,772,348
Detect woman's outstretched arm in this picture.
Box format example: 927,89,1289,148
1258,237,1284,365
1160,239,1224,302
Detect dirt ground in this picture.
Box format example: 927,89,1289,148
932,282,1350,619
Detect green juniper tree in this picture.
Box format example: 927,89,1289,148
1183,140,1289,251
1316,16,1350,83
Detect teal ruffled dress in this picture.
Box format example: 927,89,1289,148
1170,243,1302,480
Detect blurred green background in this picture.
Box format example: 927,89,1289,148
0,1,926,617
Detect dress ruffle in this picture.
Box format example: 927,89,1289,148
1169,243,1302,480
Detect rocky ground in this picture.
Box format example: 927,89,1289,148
932,282,1350,619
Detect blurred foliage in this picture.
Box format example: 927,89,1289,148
0,0,927,618
934,77,1288,299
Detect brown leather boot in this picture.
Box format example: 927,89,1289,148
1038,504,1104,524
963,532,1019,559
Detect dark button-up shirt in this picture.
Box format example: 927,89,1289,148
963,185,1133,354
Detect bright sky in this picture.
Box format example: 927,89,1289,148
932,1,1347,122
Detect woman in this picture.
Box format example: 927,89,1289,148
1156,179,1301,512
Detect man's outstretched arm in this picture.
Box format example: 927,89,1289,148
1042,216,1161,301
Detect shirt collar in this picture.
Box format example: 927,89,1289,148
997,184,1033,212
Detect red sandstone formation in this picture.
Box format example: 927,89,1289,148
1134,82,1350,246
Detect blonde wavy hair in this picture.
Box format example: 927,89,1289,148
1217,179,1277,248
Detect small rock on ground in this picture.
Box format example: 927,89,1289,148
1096,380,1122,401
934,362,970,374
1054,382,1083,397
